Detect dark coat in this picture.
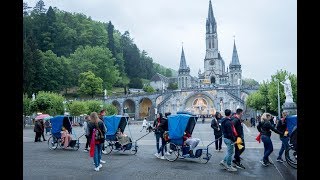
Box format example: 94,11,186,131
257,121,282,137
211,118,222,136
221,117,236,142
231,115,244,138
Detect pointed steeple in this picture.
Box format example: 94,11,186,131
179,45,188,69
206,0,216,34
230,37,240,66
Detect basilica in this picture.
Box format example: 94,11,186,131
151,0,242,91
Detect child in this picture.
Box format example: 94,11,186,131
140,118,148,132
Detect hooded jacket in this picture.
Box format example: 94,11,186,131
221,117,236,142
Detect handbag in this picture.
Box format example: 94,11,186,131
256,133,261,143
231,122,238,137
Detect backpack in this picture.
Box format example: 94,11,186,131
94,122,104,140
95,128,104,140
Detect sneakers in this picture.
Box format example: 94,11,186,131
165,151,171,156
227,166,237,172
94,167,100,171
83,149,89,152
232,160,245,169
276,158,284,163
267,158,274,165
160,156,165,160
154,153,160,158
220,160,228,169
100,160,106,164
260,160,268,166
98,164,102,168
102,150,107,155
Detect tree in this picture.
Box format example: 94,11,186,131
106,21,116,56
23,2,32,16
167,82,178,90
129,78,143,89
78,71,103,98
33,0,47,14
23,94,32,116
85,100,104,115
69,101,88,116
165,69,173,77
242,78,259,88
70,46,119,89
246,91,265,111
29,91,64,115
143,85,155,93
104,104,118,115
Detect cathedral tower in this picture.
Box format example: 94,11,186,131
178,45,191,89
202,0,226,85
229,38,242,86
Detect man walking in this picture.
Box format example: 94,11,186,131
219,109,237,172
232,108,245,169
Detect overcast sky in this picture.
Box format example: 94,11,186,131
25,0,297,83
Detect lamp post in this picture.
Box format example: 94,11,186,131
277,80,281,120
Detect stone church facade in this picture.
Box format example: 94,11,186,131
108,0,257,119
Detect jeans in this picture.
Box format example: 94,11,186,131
215,135,222,150
278,136,289,159
159,135,167,156
155,132,162,154
93,143,102,168
223,138,234,166
234,137,245,162
261,135,273,162
85,135,90,149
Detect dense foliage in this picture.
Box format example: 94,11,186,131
23,1,176,98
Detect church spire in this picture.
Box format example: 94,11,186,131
206,0,216,34
230,37,240,66
179,45,188,69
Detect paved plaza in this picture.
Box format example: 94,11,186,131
23,122,297,180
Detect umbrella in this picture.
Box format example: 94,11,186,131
44,116,53,120
35,114,50,120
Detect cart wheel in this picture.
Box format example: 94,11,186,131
104,141,113,154
164,142,179,162
48,136,58,150
285,145,297,169
199,150,211,164
129,142,138,155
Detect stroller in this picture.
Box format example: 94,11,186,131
103,115,138,155
163,113,212,163
285,115,297,169
47,115,84,150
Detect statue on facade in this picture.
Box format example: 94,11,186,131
281,75,294,103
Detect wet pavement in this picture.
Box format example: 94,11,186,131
23,122,297,180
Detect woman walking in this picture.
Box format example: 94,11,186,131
257,113,283,166
88,112,106,171
211,112,223,151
